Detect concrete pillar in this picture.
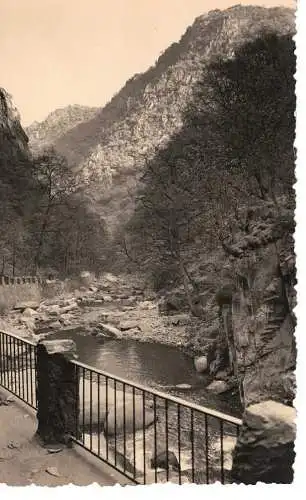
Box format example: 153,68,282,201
231,400,296,484
36,339,80,445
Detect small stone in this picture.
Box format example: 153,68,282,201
168,314,190,326
48,320,62,330
102,295,113,302
45,466,61,477
47,445,63,454
30,468,40,475
175,383,192,390
98,323,122,338
7,441,20,449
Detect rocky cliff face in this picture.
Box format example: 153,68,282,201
26,104,99,154
26,5,294,234
216,200,296,407
24,5,296,409
0,88,29,158
0,88,32,275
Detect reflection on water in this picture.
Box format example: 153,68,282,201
52,331,242,417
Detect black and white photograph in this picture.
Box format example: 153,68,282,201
0,0,299,489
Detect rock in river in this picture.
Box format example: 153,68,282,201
194,356,208,373
80,378,156,436
206,380,230,394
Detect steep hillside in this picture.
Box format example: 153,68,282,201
4,4,296,410
26,104,99,153
0,88,33,275
0,91,106,278
26,5,294,234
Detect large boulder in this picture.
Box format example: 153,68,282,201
22,307,39,318
79,271,95,287
231,400,296,484
105,399,155,437
79,378,156,436
194,356,208,373
14,301,40,312
119,320,141,332
206,379,230,394
150,450,180,471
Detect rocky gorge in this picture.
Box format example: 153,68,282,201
1,2,297,483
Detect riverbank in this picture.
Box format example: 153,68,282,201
1,272,237,400
1,273,193,350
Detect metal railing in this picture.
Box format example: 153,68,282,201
0,329,242,484
72,359,242,485
0,330,37,409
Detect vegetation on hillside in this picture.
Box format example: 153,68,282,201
0,118,107,276
125,32,295,295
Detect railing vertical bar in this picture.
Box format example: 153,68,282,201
177,404,181,485
205,414,209,484
165,399,169,482
142,390,146,485
153,394,158,484
0,334,3,386
89,370,93,451
75,364,79,440
17,339,21,398
21,341,25,401
82,368,85,445
220,419,224,484
25,344,29,404
29,345,34,407
123,382,126,473
191,409,195,483
106,377,109,461
114,379,117,467
97,373,101,457
132,386,136,480
8,336,12,392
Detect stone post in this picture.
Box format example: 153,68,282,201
231,400,296,484
36,339,80,445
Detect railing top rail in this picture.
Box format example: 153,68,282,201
71,358,242,426
0,329,36,347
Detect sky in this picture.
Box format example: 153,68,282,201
1,0,296,125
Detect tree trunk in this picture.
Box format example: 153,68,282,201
34,206,51,273
178,259,201,317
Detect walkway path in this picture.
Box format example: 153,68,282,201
0,387,131,486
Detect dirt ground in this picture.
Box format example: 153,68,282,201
0,387,131,487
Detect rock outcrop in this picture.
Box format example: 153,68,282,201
214,201,296,407
231,400,296,484
26,6,294,237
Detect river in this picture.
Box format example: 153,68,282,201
52,330,242,417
